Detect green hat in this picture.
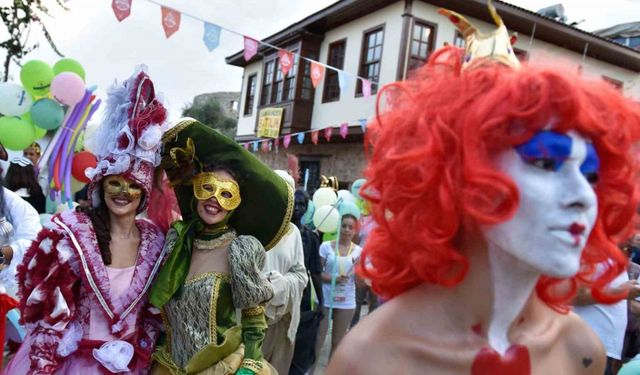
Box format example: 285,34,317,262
161,118,293,250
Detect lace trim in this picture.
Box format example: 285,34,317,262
241,305,265,317
241,358,263,374
209,276,222,344
193,230,237,251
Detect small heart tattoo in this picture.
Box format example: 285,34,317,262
582,358,593,368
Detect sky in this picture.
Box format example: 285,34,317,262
1,0,639,122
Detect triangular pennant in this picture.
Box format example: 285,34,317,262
283,134,291,149
362,78,372,98
112,0,132,22
340,122,349,139
338,70,349,92
359,118,367,133
252,141,259,152
244,37,259,61
311,61,325,88
311,130,319,145
243,143,250,150
324,127,333,142
161,6,181,38
296,132,305,144
279,50,295,76
203,22,222,52
261,140,270,153
274,137,280,148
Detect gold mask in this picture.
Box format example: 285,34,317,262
193,172,241,211
102,176,144,200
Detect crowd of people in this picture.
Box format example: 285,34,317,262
1,3,640,375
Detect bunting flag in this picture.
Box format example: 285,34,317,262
359,118,368,133
252,141,259,152
324,127,333,142
311,130,319,145
340,122,349,139
362,79,372,98
112,0,132,22
279,50,295,76
311,62,325,88
244,37,259,61
296,132,305,144
243,143,250,150
203,22,222,51
261,140,270,152
161,6,181,38
338,70,349,92
283,134,291,149
273,137,279,148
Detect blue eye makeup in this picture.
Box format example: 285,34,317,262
515,131,572,172
515,130,600,182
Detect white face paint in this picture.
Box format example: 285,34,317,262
482,131,599,278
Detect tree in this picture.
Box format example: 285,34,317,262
1,0,67,81
182,97,238,139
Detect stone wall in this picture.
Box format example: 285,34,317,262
252,141,367,189
193,92,240,119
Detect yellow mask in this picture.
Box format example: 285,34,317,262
193,172,241,211
102,175,144,200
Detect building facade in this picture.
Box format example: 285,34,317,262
226,0,640,192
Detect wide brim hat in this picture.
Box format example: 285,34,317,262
161,118,293,250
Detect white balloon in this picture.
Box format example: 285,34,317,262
0,82,32,116
337,189,356,204
313,205,340,233
313,187,337,207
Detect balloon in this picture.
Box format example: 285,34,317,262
71,151,97,183
313,205,340,233
351,178,366,200
0,82,33,116
339,201,361,220
0,116,36,150
53,58,85,81
337,189,356,204
20,60,54,98
31,98,64,130
313,187,337,207
20,112,46,138
619,360,640,375
51,72,85,105
301,200,315,229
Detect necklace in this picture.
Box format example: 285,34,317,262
193,230,237,251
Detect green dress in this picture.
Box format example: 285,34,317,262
151,224,275,375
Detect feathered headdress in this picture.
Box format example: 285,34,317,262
85,65,168,213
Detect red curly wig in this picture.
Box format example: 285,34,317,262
360,46,640,312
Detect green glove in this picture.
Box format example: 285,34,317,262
235,367,256,375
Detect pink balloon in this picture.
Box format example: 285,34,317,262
51,72,85,105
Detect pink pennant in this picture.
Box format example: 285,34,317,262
324,127,333,142
283,134,291,149
362,79,372,98
112,0,132,22
340,122,349,139
311,61,325,88
311,131,319,145
243,143,250,150
274,137,280,148
279,50,295,76
244,37,259,61
261,140,270,153
161,6,181,38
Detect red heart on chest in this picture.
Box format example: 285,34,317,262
471,344,531,375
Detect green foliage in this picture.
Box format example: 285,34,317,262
182,97,238,139
1,0,67,81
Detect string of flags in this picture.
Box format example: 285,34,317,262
110,0,376,98
241,119,369,153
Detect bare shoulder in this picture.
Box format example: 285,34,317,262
557,311,606,374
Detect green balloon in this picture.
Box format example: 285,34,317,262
20,60,54,98
31,98,64,130
53,58,86,81
0,116,36,150
75,132,85,152
21,112,45,139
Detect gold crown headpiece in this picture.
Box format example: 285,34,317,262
320,175,339,191
28,142,41,155
438,0,520,70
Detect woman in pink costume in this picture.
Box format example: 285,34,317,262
4,66,170,374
